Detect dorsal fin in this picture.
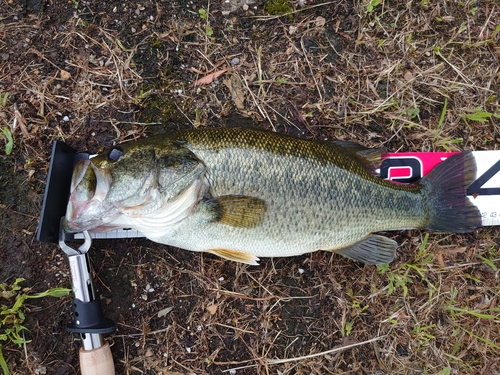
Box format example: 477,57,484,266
330,140,387,170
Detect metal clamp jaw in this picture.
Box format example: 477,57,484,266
59,218,115,350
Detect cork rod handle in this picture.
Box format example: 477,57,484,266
80,343,115,375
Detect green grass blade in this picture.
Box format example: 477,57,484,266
0,345,11,375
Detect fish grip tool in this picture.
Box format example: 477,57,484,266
58,220,115,375
36,141,116,375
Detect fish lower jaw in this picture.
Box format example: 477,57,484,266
64,198,120,233
63,217,103,233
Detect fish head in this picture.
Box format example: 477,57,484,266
63,139,206,233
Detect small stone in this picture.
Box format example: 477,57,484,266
60,69,71,80
315,16,326,27
157,306,174,317
63,116,70,122
404,71,414,82
231,57,240,66
242,3,249,10
34,365,47,374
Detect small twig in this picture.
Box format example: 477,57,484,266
28,47,62,71
108,119,122,141
241,75,275,130
478,5,495,40
300,37,323,102
0,204,38,219
211,322,255,334
221,336,386,372
13,103,30,138
252,1,337,21
174,102,195,126
170,358,197,374
100,120,163,125
22,332,29,370
434,48,472,84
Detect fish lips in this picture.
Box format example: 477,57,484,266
64,159,114,233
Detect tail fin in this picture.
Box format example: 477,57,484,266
422,151,482,233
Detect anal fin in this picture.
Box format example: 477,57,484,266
208,248,260,265
331,235,397,265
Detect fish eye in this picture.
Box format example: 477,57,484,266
108,146,123,162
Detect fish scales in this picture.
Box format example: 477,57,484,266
64,127,481,265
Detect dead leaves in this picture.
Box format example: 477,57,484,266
223,73,246,110
191,65,247,111
59,69,71,80
193,68,228,86
436,245,468,268
206,304,218,315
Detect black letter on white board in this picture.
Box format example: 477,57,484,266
467,160,500,196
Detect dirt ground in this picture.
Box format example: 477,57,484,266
1,0,499,374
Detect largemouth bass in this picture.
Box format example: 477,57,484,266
63,127,481,265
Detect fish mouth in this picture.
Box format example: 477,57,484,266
63,159,113,233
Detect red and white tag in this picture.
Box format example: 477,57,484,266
381,151,500,226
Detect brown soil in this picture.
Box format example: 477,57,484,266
1,0,499,374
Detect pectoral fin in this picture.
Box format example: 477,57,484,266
208,248,260,265
209,195,267,228
331,235,397,265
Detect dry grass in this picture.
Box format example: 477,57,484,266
0,0,499,374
